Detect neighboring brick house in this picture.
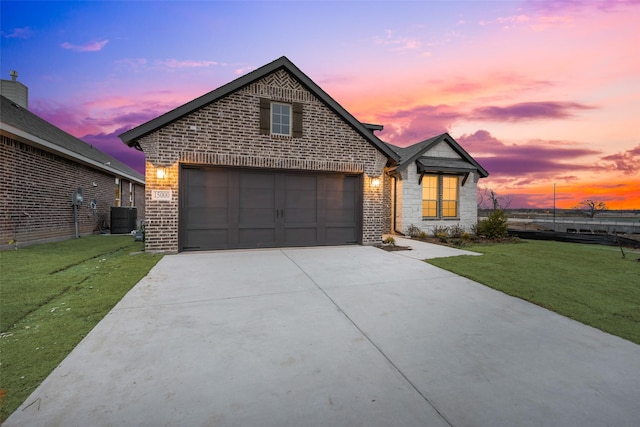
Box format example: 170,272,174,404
387,133,489,235
119,56,487,253
1,76,145,249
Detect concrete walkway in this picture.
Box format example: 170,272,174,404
382,235,482,260
5,245,640,426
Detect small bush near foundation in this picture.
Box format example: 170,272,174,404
432,225,449,237
382,236,396,245
406,224,421,238
449,224,465,238
436,232,449,242
417,231,429,240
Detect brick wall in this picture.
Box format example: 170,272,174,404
0,135,144,248
136,69,389,253
396,142,481,235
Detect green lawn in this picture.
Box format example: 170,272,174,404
0,235,162,422
427,240,640,345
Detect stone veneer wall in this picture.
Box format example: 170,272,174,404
136,69,389,253
396,141,481,235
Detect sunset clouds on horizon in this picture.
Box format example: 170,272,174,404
2,0,638,209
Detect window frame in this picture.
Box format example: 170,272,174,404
441,175,459,218
270,102,292,136
421,175,439,218
421,174,460,219
115,177,121,207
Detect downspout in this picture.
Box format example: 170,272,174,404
392,175,405,236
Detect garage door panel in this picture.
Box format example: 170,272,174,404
240,208,275,225
238,228,276,247
285,207,317,223
284,227,318,245
327,207,356,223
181,168,361,251
185,229,229,250
326,227,357,244
188,207,228,227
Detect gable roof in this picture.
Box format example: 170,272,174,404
386,132,489,178
1,95,144,184
118,56,399,162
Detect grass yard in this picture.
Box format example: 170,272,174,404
427,239,640,345
0,235,162,422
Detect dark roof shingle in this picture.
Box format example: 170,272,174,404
1,95,144,183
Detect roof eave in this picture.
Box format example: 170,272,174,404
119,56,400,162
119,58,292,145
2,123,145,184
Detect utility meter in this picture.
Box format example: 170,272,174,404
72,187,84,206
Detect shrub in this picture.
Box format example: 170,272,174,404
450,238,465,247
449,224,465,238
432,225,449,237
417,231,429,240
476,209,508,238
382,236,396,245
461,232,472,241
406,224,421,238
436,232,449,242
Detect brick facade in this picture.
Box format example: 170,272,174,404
0,135,145,248
136,69,388,253
394,141,481,234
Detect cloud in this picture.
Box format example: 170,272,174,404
375,99,593,146
82,128,146,174
457,129,601,182
234,66,257,75
2,27,33,39
157,59,218,69
61,40,109,52
524,0,640,14
378,105,463,145
373,29,422,52
599,144,640,175
115,58,148,71
480,14,530,27
470,101,596,122
30,97,177,144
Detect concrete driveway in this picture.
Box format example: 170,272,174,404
6,243,640,426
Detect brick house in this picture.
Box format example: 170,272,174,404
119,57,487,253
1,75,145,249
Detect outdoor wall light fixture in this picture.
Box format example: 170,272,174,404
371,177,381,188
156,167,167,179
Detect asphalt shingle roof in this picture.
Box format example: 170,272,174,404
385,132,488,178
1,95,144,183
118,56,400,163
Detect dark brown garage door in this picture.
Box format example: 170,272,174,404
180,166,362,251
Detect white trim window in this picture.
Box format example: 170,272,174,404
421,175,459,218
115,177,121,207
271,102,291,136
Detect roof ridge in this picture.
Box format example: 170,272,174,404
118,57,400,162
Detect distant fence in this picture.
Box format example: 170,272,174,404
505,217,640,234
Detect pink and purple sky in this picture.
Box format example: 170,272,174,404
2,0,639,209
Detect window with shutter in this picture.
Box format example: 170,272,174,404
292,102,303,137
271,102,291,135
259,98,270,135
259,98,303,138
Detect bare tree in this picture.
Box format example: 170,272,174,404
477,187,512,210
576,199,607,218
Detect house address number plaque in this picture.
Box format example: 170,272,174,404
151,190,172,201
